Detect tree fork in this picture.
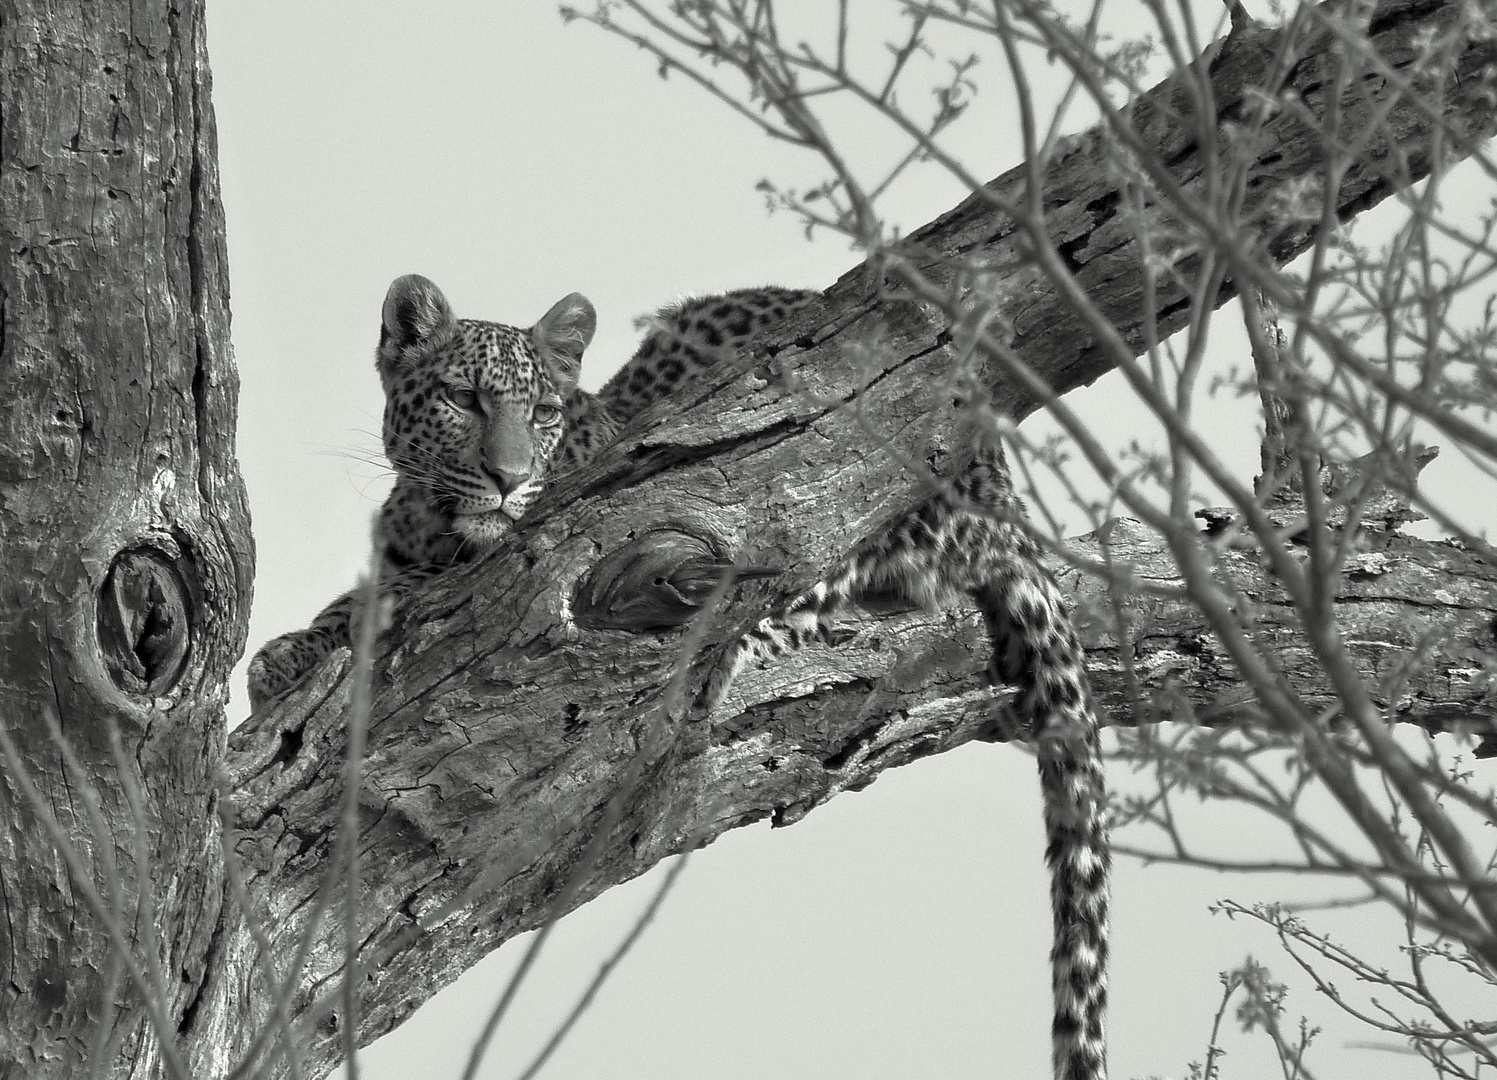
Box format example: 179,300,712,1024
0,2,1494,1079
226,2,1497,1075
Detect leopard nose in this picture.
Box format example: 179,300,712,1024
488,467,531,496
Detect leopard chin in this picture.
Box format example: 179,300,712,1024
450,508,516,553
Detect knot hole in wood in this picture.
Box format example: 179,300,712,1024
97,546,192,696
573,528,779,633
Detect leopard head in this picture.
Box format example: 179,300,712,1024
376,274,596,554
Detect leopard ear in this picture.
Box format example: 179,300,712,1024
380,274,457,353
532,292,596,395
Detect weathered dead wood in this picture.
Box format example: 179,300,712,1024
3,1,1490,1077
0,1,248,1077
213,3,1497,1076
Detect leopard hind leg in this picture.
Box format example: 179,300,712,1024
700,489,1110,1080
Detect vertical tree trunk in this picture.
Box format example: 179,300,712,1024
0,2,1492,1079
0,2,248,1075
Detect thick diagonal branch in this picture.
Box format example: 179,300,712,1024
218,4,1497,1077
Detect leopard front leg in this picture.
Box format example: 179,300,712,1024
246,592,355,712
245,559,439,713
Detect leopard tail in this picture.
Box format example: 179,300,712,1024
700,494,1110,1080
980,567,1110,1080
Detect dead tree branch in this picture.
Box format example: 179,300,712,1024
210,3,1497,1075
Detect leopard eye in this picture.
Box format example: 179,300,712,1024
447,387,479,411
531,403,562,425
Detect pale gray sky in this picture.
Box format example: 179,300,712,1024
206,3,1495,1078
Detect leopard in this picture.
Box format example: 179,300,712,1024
246,273,1109,1080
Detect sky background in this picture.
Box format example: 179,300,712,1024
203,3,1497,1078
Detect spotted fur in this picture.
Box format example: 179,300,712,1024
717,446,1109,1080
245,274,1109,1080
245,275,810,707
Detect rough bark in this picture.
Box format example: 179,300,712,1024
219,2,1497,1077
0,1,249,1077
1,2,1495,1080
